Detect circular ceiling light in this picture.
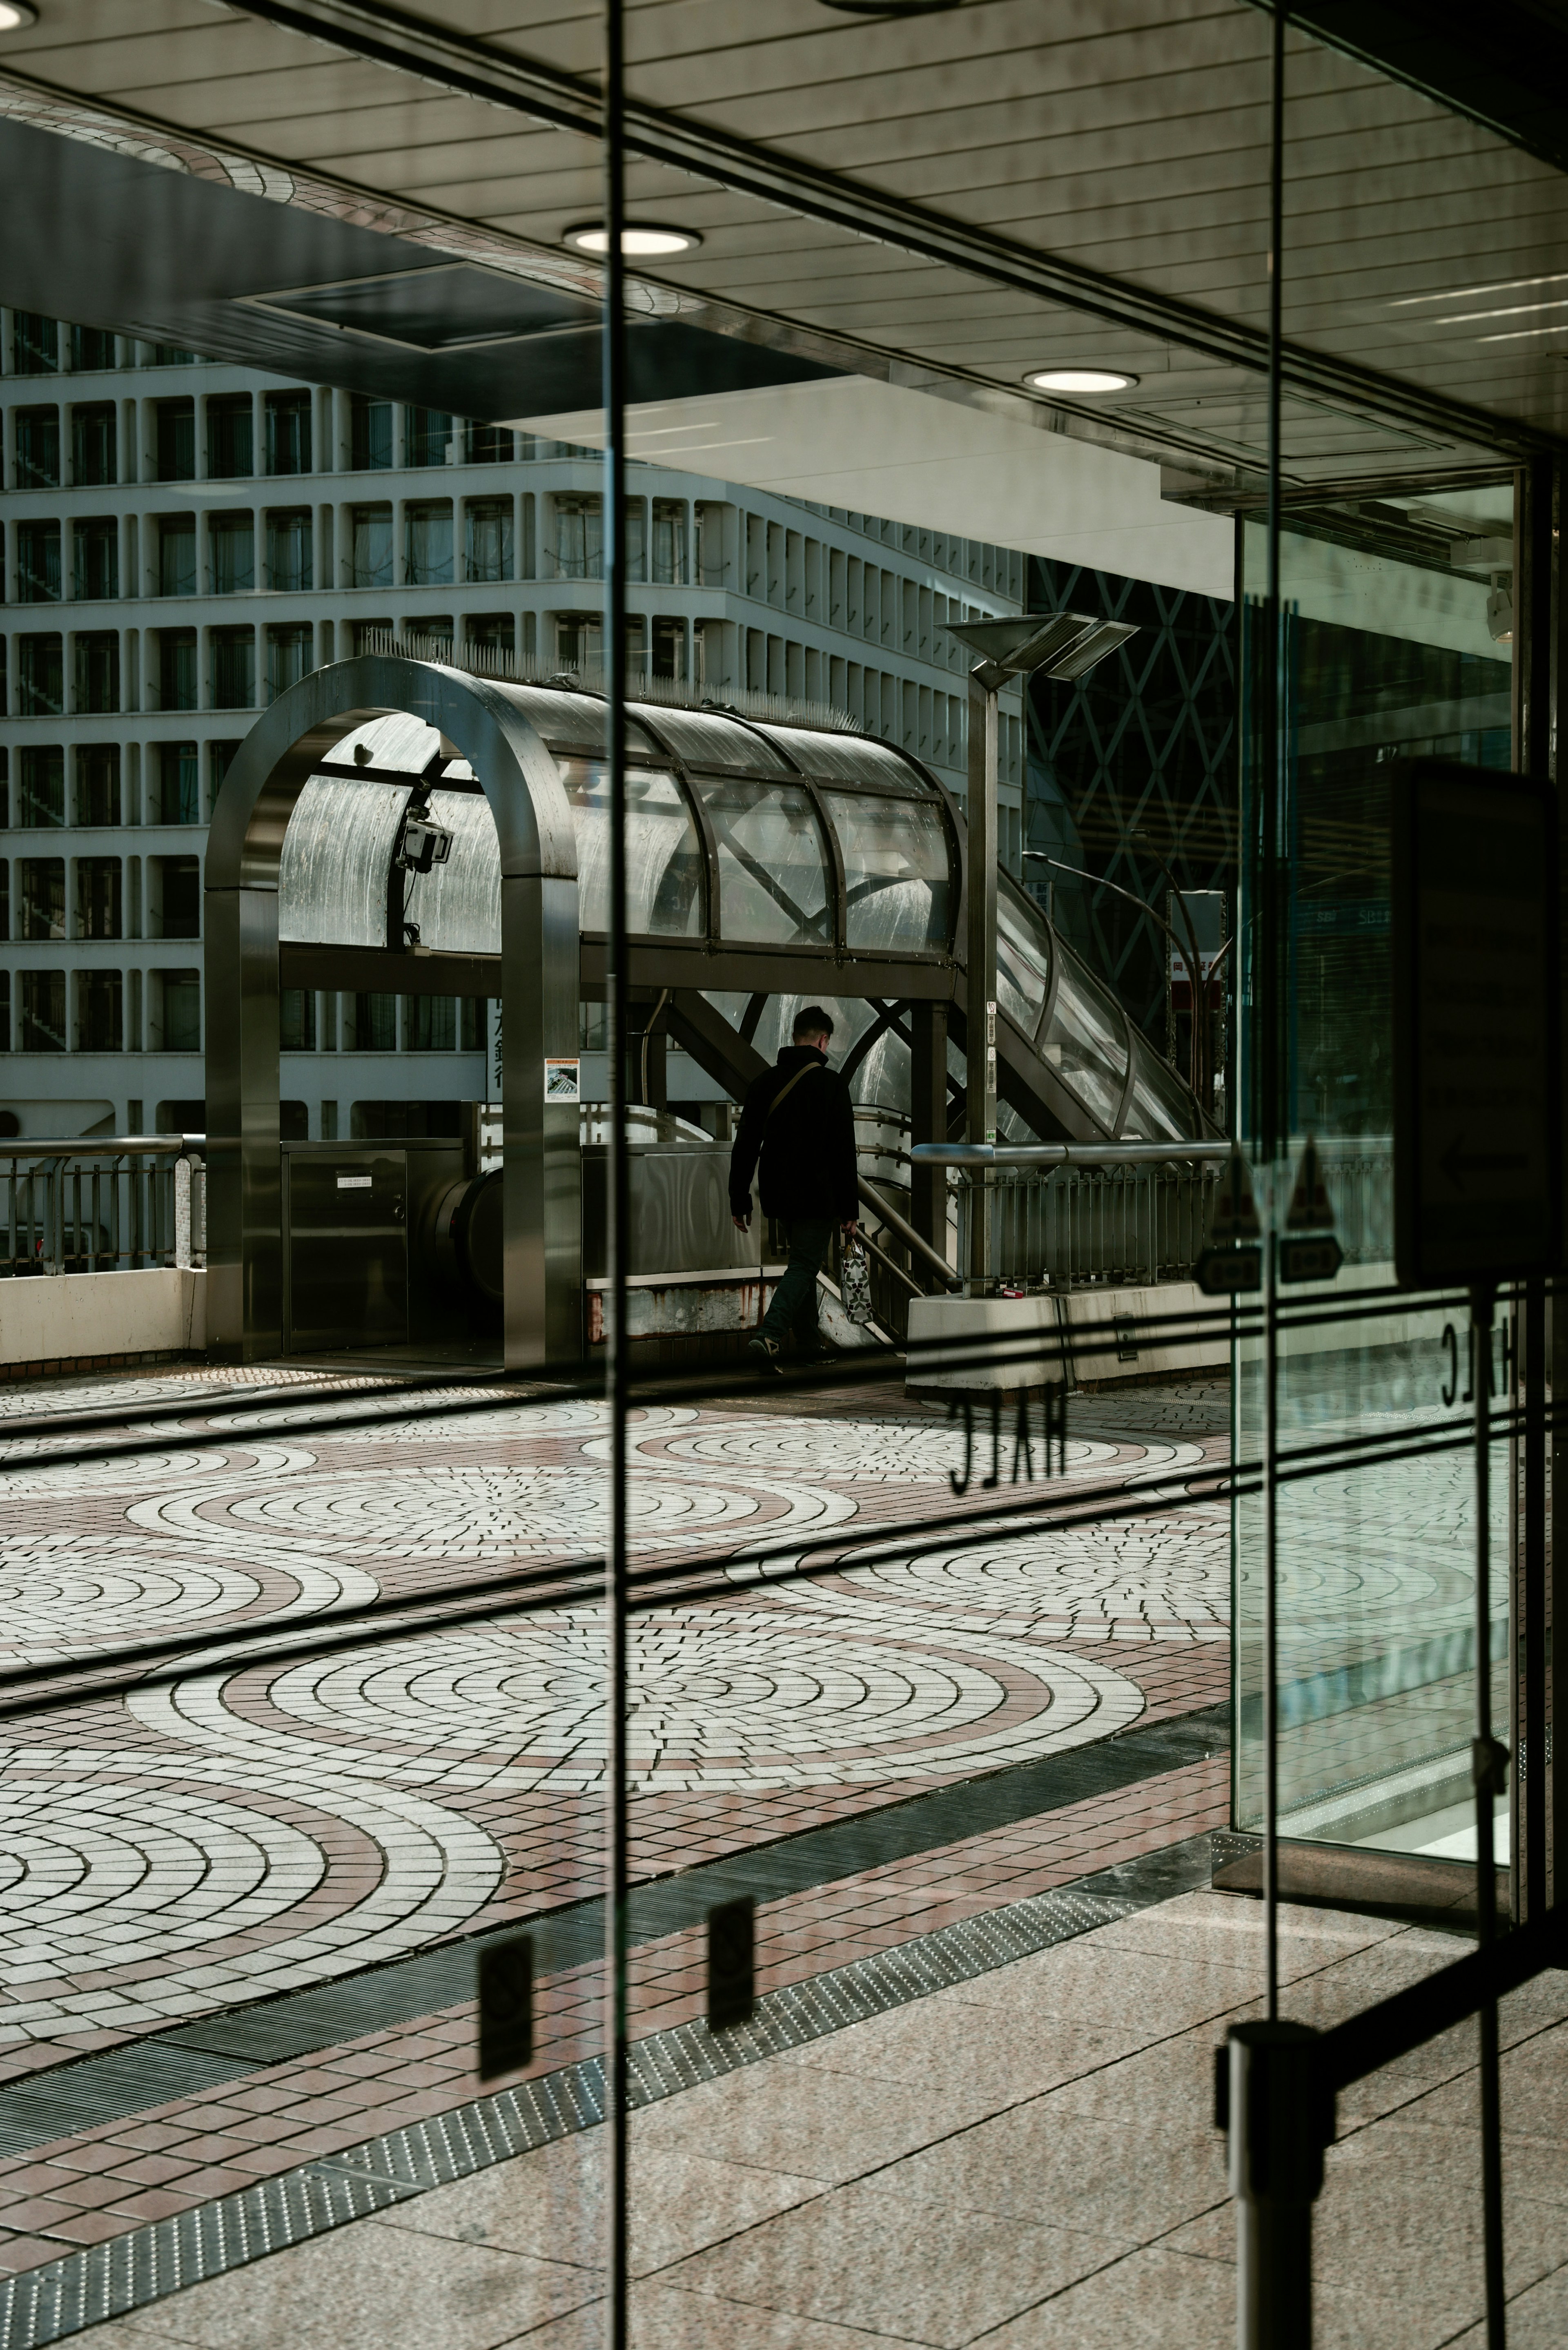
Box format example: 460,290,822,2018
1026,367,1139,394
0,2,39,26
564,223,700,258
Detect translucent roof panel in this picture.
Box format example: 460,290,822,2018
696,776,831,946
996,880,1052,1036
829,791,950,953
332,712,443,776
559,759,704,938
1120,1033,1199,1144
495,682,656,756
279,775,408,946
630,704,789,773
1042,939,1131,1135
753,726,927,792
401,789,500,955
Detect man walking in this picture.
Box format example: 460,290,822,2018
730,1006,860,1373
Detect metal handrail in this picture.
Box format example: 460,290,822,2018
911,1139,1231,1167
857,1174,961,1291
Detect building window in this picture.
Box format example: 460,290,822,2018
70,403,117,487
264,390,312,476
651,499,687,585
280,988,317,1051
78,969,123,1053
207,392,253,479
350,504,393,589
212,626,256,709
209,740,242,806
466,613,515,665
349,394,393,471
652,615,688,681
405,501,453,587
151,856,201,939
351,619,392,656
158,629,198,711
16,521,61,602
20,970,67,1052
0,972,9,1051
158,515,197,598
553,495,602,580
12,313,59,375
464,498,512,583
73,515,118,600
75,631,120,714
155,399,196,482
156,741,200,825
152,345,198,367
76,857,122,940
0,863,7,938
21,858,67,939
18,746,64,827
347,993,397,1050
266,622,313,701
265,508,313,592
76,744,121,827
555,611,601,670
14,407,61,488
153,970,201,1052
466,419,513,465
210,511,255,594
69,326,116,372
403,995,456,1050
18,636,64,717
403,615,452,649
405,407,453,468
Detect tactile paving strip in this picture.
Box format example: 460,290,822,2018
0,1833,1212,2350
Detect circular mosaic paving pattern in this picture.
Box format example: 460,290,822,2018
0,1549,379,1667
229,1606,1143,1791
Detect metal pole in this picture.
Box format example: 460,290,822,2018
1227,2021,1324,2350
1471,1281,1508,2349
1260,0,1287,2030
601,7,630,2345
965,672,998,1291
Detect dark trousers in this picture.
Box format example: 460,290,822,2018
761,1217,834,1345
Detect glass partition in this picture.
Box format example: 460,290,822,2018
829,789,949,952
1234,489,1515,1865
995,878,1052,1035
697,775,831,944
1122,1031,1201,1144
1040,936,1130,1133
558,759,704,937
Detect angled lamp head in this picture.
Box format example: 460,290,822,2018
941,613,1137,691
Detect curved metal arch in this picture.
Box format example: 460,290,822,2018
205,655,581,1371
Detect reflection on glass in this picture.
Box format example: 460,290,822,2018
996,879,1051,1034
1234,490,1516,1870
829,791,949,952
560,761,703,937
753,725,920,791
1042,939,1128,1132
697,778,830,944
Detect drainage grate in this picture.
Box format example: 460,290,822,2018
0,1834,1213,2350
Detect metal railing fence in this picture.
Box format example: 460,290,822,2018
1,1139,206,1277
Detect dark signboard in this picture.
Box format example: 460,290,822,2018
1393,759,1560,1288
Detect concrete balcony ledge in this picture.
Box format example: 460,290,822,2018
0,1266,206,1373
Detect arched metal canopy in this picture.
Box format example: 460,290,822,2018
208,654,1208,1367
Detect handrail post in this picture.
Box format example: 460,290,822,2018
1223,2021,1326,2350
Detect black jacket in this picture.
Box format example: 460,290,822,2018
729,1046,859,1224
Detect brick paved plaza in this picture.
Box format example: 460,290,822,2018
0,1362,1232,2301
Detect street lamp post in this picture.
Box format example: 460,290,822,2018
941,612,1136,1292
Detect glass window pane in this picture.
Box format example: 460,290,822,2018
1042,941,1129,1132
559,761,704,938
995,880,1051,1034
1120,1033,1200,1143
697,776,830,945
827,789,950,952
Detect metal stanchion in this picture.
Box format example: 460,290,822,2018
1222,2022,1327,2350
1470,1280,1508,2349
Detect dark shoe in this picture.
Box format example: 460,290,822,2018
748,1335,783,1376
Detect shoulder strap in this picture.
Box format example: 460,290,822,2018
764,1060,822,1125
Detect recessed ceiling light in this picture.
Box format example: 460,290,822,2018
1026,368,1138,394
564,223,700,259
0,2,39,27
